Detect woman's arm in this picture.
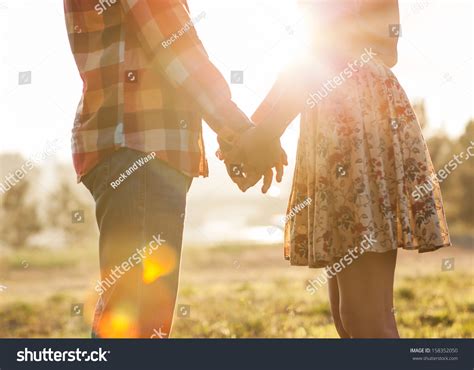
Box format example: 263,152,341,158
219,60,309,188
249,59,311,144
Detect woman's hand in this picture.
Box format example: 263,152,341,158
217,128,287,193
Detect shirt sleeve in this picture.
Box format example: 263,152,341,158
119,0,252,146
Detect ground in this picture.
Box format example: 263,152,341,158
0,242,472,338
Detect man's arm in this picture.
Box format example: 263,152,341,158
119,0,252,147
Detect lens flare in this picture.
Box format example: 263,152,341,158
98,310,139,338
142,244,177,284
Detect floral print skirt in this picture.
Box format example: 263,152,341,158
285,58,451,268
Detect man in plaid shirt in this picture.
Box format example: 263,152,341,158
64,0,283,338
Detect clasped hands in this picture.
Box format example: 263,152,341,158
218,127,287,193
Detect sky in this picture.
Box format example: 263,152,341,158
0,0,472,160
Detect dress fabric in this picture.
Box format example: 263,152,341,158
284,57,451,268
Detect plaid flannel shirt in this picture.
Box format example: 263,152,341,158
64,0,252,181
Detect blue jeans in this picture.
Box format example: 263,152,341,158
82,148,192,338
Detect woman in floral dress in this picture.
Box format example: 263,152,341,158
246,0,450,337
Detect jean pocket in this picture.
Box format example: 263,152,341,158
81,160,110,198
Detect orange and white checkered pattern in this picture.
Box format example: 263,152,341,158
64,0,251,181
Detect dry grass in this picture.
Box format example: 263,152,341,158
0,242,472,338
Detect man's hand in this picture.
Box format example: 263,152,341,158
234,146,287,193
219,128,287,193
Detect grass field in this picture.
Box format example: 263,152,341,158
0,240,473,338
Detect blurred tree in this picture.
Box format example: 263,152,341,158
45,165,96,245
426,120,474,231
426,134,453,170
453,120,474,226
413,99,428,130
0,179,41,249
